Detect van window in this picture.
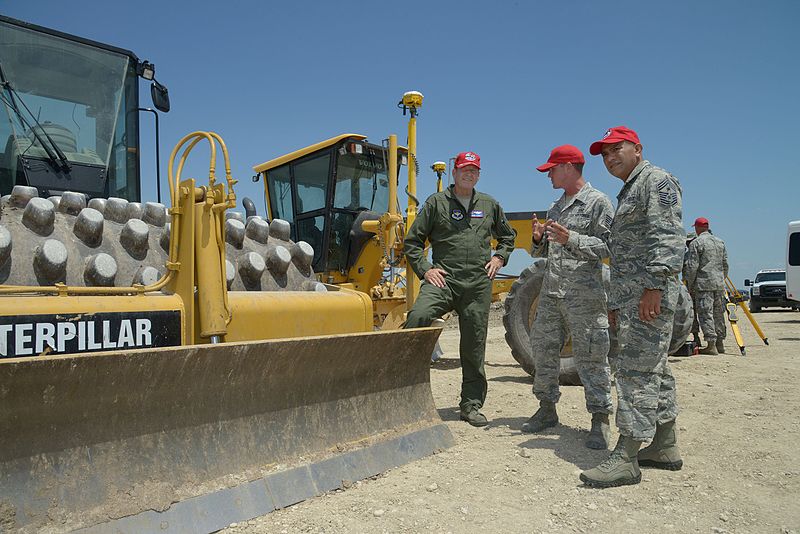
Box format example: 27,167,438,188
790,233,800,266
754,271,785,283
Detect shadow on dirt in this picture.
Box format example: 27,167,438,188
430,357,462,371
668,356,697,365
486,362,525,368
437,406,462,422
489,375,533,384
486,421,609,470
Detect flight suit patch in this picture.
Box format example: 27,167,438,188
470,210,484,218
451,209,464,221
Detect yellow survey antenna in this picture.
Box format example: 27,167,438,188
399,90,423,308
431,161,446,192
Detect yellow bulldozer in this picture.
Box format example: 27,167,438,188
0,16,449,533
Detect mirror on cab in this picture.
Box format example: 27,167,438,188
151,81,170,113
744,279,751,286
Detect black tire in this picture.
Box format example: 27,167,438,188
750,304,761,313
503,262,692,381
502,261,581,386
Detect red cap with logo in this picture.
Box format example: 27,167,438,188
536,144,585,172
693,217,709,226
454,151,481,169
589,126,641,155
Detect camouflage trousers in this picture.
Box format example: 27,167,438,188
530,294,612,414
690,291,700,337
696,290,727,342
613,282,680,441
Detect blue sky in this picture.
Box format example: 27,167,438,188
3,0,798,284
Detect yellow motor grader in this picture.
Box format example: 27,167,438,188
251,99,540,330
0,16,448,533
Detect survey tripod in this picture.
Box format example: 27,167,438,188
723,276,768,356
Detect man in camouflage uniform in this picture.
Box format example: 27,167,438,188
521,145,615,449
682,232,702,345
684,217,729,355
404,151,516,427
580,126,685,488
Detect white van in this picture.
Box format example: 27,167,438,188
788,220,800,303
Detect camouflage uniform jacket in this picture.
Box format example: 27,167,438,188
404,185,516,282
684,231,729,291
609,160,685,309
532,183,614,299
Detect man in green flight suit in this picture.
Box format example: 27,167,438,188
404,151,516,427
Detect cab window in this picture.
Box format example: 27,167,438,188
267,164,294,228
294,153,330,214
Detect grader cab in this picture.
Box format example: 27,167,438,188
0,16,450,533
254,135,399,280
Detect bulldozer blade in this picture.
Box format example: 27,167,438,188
0,327,452,533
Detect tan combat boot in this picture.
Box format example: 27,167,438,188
580,435,642,488
699,340,718,355
521,400,558,433
638,419,683,470
586,413,611,449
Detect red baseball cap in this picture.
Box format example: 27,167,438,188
536,144,585,172
589,126,641,155
693,217,709,226
454,151,481,169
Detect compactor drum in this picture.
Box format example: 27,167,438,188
0,187,171,292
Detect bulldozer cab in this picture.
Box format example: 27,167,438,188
0,15,168,200
255,134,402,274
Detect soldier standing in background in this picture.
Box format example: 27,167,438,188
684,217,729,354
682,232,702,346
522,144,615,450
404,151,516,427
580,126,685,488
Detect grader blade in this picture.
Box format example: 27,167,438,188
0,327,451,533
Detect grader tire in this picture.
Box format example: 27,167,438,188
502,261,581,386
504,259,696,383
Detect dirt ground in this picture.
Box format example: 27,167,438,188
226,308,800,534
